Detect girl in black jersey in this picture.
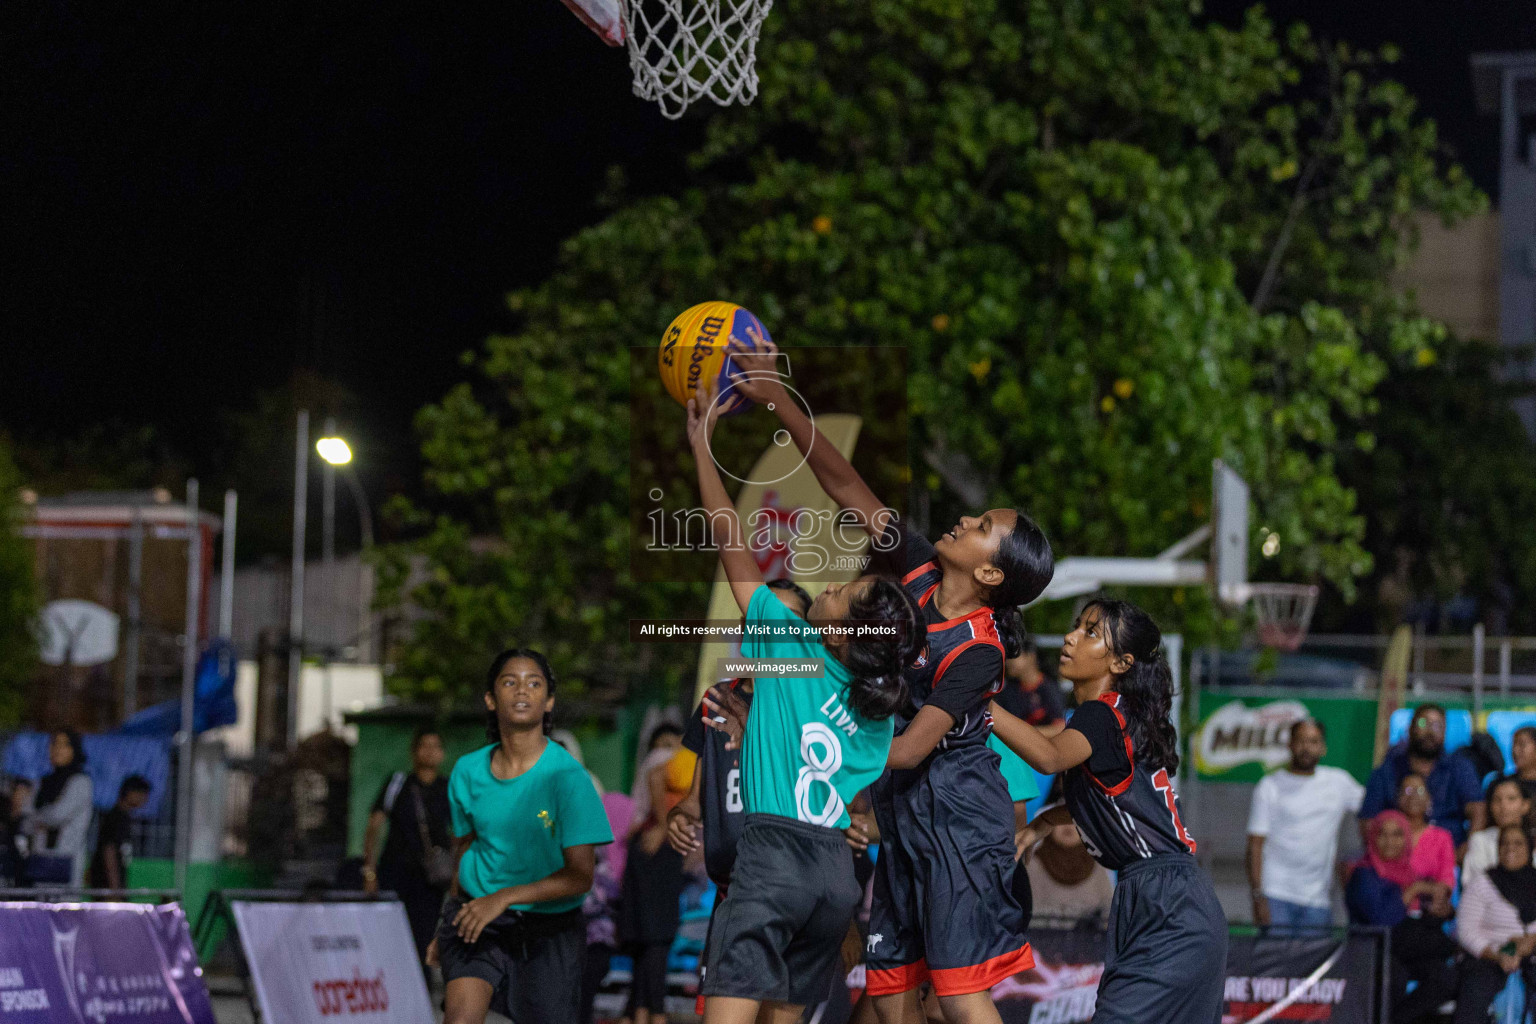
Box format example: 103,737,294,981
726,338,1054,1024
990,599,1226,1024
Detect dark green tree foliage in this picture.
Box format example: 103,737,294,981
0,438,39,725
1333,339,1536,633
382,0,1480,703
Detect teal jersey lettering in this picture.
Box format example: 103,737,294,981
740,584,894,829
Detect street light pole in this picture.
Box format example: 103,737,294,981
219,489,238,638
321,416,337,566
175,479,201,894
287,411,309,749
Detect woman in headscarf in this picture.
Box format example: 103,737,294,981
1453,825,1536,1023
23,728,95,886
1345,811,1460,1024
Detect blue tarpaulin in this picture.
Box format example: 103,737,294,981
118,639,238,737
3,732,172,817
2,639,239,818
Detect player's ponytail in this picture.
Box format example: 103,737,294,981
839,579,924,721
985,511,1053,658
1086,599,1179,775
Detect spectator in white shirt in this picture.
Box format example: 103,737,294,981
1246,718,1365,930
1463,777,1534,893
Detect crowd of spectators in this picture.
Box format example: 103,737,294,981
1249,704,1536,1024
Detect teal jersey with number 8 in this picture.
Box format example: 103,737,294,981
739,585,894,829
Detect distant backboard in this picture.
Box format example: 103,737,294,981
40,599,120,667
1212,459,1250,609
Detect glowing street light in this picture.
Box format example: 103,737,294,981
316,436,353,466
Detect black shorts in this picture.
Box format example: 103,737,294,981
436,897,585,1024
1094,854,1227,1024
701,814,861,1006
866,745,1034,996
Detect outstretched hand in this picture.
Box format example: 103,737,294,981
725,332,786,406
686,370,744,450
702,684,749,750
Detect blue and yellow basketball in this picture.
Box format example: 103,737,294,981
658,301,772,415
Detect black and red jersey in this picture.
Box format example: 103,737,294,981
1061,692,1197,871
682,681,752,886
875,519,1006,754
899,560,1006,750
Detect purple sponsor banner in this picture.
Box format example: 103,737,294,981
0,901,215,1023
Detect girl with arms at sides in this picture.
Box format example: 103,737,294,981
685,374,925,1024
726,337,1054,1024
995,599,1226,1024
431,649,615,1024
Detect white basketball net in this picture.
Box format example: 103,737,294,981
621,0,773,119
1251,583,1320,652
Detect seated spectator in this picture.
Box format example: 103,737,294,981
1361,703,1485,848
1464,778,1534,893
1396,773,1457,908
1024,819,1113,927
1507,726,1536,823
1246,718,1364,931
1453,826,1536,1024
1346,811,1461,1024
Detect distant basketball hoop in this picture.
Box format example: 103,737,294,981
1250,583,1319,652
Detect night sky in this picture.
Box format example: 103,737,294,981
4,1,1533,537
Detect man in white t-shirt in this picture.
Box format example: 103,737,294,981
1246,718,1365,930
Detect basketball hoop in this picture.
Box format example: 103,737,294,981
1249,583,1319,652
621,0,773,119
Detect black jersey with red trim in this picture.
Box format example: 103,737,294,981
879,521,1006,752
681,682,752,886
1061,693,1197,872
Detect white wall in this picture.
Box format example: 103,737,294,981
210,660,385,756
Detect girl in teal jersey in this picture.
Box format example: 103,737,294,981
686,375,925,1024
432,648,614,1024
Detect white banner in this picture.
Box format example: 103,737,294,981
229,901,432,1023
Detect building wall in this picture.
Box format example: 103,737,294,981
210,554,381,666
1394,210,1502,342
207,660,386,758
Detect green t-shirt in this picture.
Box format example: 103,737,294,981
740,584,894,829
988,732,1040,803
448,740,613,912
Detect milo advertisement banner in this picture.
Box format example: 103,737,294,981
1193,693,1380,783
